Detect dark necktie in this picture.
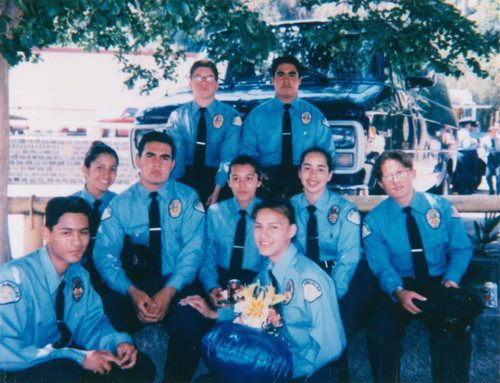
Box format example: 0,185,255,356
193,107,207,169
269,270,278,291
281,104,292,170
229,210,247,278
403,207,429,279
54,281,72,349
307,205,320,265
89,200,102,240
148,192,162,278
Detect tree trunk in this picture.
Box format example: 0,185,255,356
0,53,12,265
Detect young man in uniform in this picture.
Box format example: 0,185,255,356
166,59,243,206
0,196,153,383
199,155,265,307
363,150,474,382
183,198,346,381
93,131,206,382
239,55,335,197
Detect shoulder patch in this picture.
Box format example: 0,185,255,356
426,208,441,229
284,279,294,305
303,279,322,302
232,115,242,127
101,207,112,221
169,199,182,218
72,277,84,302
362,222,372,239
213,114,224,129
451,204,460,218
328,205,340,225
301,111,312,125
194,198,205,213
346,208,360,225
322,117,330,127
0,281,21,305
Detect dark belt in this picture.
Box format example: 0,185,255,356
217,266,258,287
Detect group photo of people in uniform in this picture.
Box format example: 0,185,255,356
0,56,488,383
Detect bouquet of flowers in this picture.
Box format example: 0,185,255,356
232,281,287,336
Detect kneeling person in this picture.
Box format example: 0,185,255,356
0,197,153,383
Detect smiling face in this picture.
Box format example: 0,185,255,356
43,212,90,276
83,153,118,199
378,159,416,206
136,141,175,191
254,208,296,264
190,66,219,106
228,164,262,209
299,151,333,203
272,63,301,103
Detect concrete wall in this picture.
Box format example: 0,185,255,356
8,136,138,185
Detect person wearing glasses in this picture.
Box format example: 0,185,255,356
166,59,243,206
0,197,153,383
363,151,473,382
239,55,335,198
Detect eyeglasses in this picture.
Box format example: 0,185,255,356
192,74,216,83
381,169,410,182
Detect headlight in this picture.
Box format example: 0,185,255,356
335,153,354,167
331,126,356,149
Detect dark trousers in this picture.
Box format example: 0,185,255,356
101,278,215,383
3,353,155,383
259,165,302,199
333,258,397,383
179,166,226,207
453,150,479,194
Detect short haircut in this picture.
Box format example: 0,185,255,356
190,59,219,81
373,151,414,181
251,197,296,225
300,147,334,172
45,197,90,231
84,141,119,168
229,155,262,179
270,55,304,78
137,131,176,159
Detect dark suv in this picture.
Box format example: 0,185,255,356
131,21,458,195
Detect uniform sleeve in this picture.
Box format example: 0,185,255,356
315,111,336,163
239,111,258,158
71,273,133,353
93,202,133,297
166,193,205,291
0,276,86,370
215,111,242,187
363,217,403,297
167,110,187,180
443,203,474,284
198,209,220,293
331,206,361,299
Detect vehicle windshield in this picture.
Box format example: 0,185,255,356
207,21,387,84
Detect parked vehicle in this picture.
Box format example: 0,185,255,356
9,115,29,135
131,21,458,195
97,107,138,137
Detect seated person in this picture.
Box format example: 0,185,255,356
0,196,153,383
183,198,346,382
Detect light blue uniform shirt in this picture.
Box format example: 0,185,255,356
93,179,205,296
167,99,243,187
363,191,473,297
72,187,116,215
239,97,335,166
255,244,346,379
291,189,361,299
199,197,264,293
0,247,131,371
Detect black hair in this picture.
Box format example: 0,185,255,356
270,55,305,78
373,151,414,181
84,141,119,168
299,147,334,172
45,197,90,231
137,131,176,159
229,155,262,180
190,59,219,81
251,197,296,225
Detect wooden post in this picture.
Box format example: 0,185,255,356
22,213,43,256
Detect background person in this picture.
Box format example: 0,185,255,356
479,124,500,195
363,151,474,383
239,55,335,198
166,59,243,206
72,140,119,294
0,196,153,383
93,131,206,383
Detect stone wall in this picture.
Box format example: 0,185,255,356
8,136,139,185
